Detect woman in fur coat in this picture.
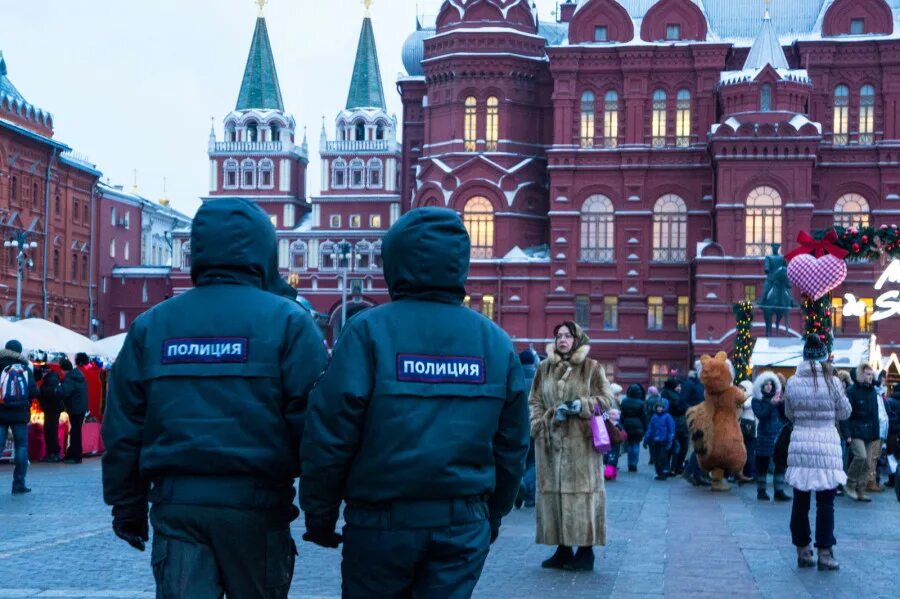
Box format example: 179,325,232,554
529,321,616,572
752,372,790,501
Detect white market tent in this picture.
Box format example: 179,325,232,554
0,318,21,346
94,333,127,360
751,336,870,370
8,318,101,356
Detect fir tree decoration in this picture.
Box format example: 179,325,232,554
802,293,834,355
732,301,754,383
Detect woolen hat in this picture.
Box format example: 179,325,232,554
4,339,23,354
802,334,829,363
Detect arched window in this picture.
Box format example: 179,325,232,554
319,241,336,270
603,91,618,148
349,159,365,188
241,159,257,188
73,199,80,222
463,197,494,259
53,249,59,278
332,159,348,188
355,120,366,141
859,84,875,145
290,241,308,271
833,85,850,145
355,240,372,270
486,96,499,151
580,195,615,262
653,195,688,262
224,159,239,189
55,194,60,215
110,239,116,259
367,158,383,189
834,193,870,228
652,89,667,147
270,124,281,142
760,84,773,112
71,252,78,281
373,240,383,269
375,123,385,140
745,186,783,257
675,89,691,147
464,96,478,152
258,159,275,188
226,124,237,142
83,202,89,223
246,121,258,142
179,241,191,270
580,91,595,148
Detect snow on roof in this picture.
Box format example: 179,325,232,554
719,67,810,85
752,336,869,369
501,244,550,263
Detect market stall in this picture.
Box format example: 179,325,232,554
94,333,127,361
750,336,871,379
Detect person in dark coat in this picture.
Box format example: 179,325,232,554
517,349,538,508
841,363,881,501
752,372,790,501
58,357,88,464
37,366,63,462
620,384,647,472
0,339,39,494
664,379,689,474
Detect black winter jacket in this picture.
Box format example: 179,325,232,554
665,388,689,436
620,385,647,440
60,368,88,415
0,349,38,425
841,383,881,441
39,370,63,413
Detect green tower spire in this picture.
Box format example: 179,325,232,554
235,16,285,111
346,16,386,110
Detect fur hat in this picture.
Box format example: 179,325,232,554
739,380,754,397
802,334,828,362
836,369,852,388
609,383,623,398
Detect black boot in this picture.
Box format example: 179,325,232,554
757,488,770,501
541,545,573,569
563,547,595,571
774,489,792,502
514,485,525,509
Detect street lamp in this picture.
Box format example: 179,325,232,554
337,241,353,330
3,231,39,320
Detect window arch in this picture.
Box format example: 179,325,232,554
652,89,667,147
319,241,336,270
82,255,88,282
375,122,386,140
760,84,773,112
486,96,499,151
367,158,383,189
224,159,239,189
290,240,308,271
464,96,478,152
373,240,383,269
332,158,348,188
463,197,494,259
181,241,191,270
355,120,366,141
833,85,850,145
834,193,870,228
71,252,78,281
73,199,80,222
349,159,365,188
653,195,688,262
246,121,258,142
580,91,595,148
241,158,257,188
55,193,60,215
355,240,372,270
859,84,875,145
675,89,691,147
603,91,618,148
32,182,39,209
745,186,783,257
53,249,60,278
270,123,281,142
580,195,615,262
258,158,275,188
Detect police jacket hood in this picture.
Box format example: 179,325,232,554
190,199,276,289
382,207,469,304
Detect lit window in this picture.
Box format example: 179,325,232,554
350,215,361,229
124,212,130,230
834,193,870,229
648,297,664,330
332,159,348,188
464,96,478,152
119,312,126,331
745,186,783,257
367,159,383,188
860,297,874,333
463,295,471,308
594,26,608,42
833,85,849,146
370,214,382,228
850,18,864,35
652,89,667,147
269,215,277,229
463,196,494,259
580,195,615,262
859,85,875,145
349,159,365,188
675,89,691,147
110,239,116,258
580,91,595,148
603,91,618,148
744,285,757,303
832,296,844,332
124,241,130,261
677,296,690,331
575,295,590,330
482,295,495,320
330,215,341,228
603,296,619,331
666,24,681,40
486,97,499,152
760,84,773,112
111,207,116,227
653,194,688,262
651,363,671,388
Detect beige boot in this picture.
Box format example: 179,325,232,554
817,548,839,571
857,485,872,502
710,468,731,492
844,486,859,501
796,545,814,568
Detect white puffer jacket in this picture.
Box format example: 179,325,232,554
784,361,852,492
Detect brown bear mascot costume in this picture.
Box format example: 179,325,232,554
687,352,747,491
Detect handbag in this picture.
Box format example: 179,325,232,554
591,405,612,454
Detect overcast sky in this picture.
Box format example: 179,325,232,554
0,0,478,217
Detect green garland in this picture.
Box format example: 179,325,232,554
802,294,834,355
732,301,753,383
818,224,900,262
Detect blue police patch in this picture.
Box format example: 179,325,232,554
162,338,249,364
396,354,485,384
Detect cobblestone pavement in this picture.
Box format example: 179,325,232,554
1,456,898,598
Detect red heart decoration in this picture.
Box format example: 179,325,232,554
787,254,847,301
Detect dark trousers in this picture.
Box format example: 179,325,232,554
44,410,61,458
150,503,296,599
741,421,757,477
341,498,490,599
651,442,670,476
0,424,28,490
671,432,689,473
790,489,836,549
65,413,84,461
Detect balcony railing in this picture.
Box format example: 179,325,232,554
324,140,393,153
213,141,287,153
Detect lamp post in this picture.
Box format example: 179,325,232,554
337,241,353,330
3,231,39,320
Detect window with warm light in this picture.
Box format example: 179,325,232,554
580,195,615,262
744,285,757,303
370,214,382,228
651,363,671,388
580,91,595,148
290,241,307,271
675,89,691,147
464,96,478,152
831,296,844,331
834,193,870,229
350,215,361,229
463,295,471,308
603,296,618,330
463,196,494,259
652,89,667,147
677,296,690,331
860,297,874,333
833,85,849,145
648,297,664,330
575,295,590,330
486,97,499,152
482,294,495,320
745,186,783,257
859,84,875,145
652,194,688,262
604,90,618,148
330,215,341,228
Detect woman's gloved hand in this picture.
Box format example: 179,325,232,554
555,404,570,422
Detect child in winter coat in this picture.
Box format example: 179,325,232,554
643,404,675,480
604,409,627,480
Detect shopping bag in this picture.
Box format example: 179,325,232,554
591,405,612,454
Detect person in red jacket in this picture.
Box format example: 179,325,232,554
75,353,102,422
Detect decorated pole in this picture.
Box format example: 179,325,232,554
732,301,753,383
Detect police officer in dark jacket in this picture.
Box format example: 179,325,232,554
58,357,88,464
102,199,328,599
300,207,529,599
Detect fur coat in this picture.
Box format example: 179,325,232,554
529,337,616,547
687,352,747,473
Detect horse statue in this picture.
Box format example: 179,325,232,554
759,244,794,337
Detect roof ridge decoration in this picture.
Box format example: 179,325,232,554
640,0,708,42
742,5,790,71
235,15,285,111
0,51,25,103
568,0,635,44
346,14,387,110
436,0,538,34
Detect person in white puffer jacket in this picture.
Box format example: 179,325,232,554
784,335,852,572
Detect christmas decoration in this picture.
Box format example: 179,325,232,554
786,254,848,300
796,225,900,262
732,301,753,384
802,295,834,355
